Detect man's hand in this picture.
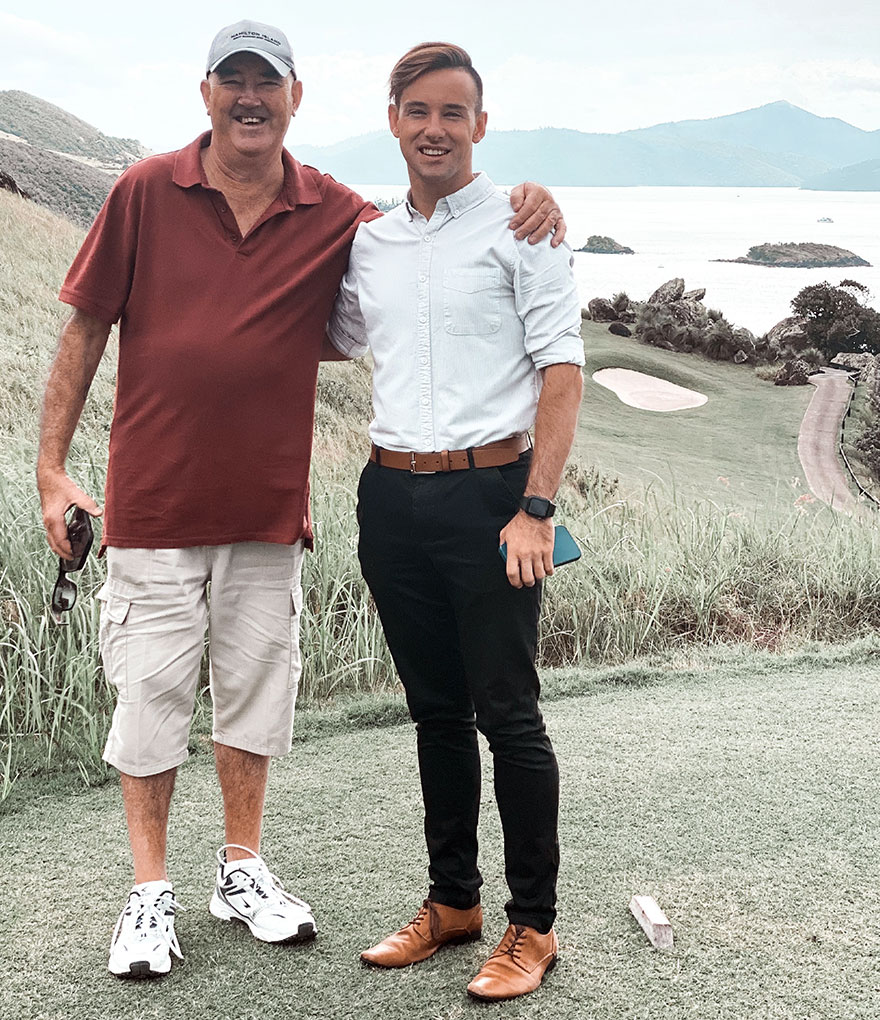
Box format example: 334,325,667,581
38,469,102,559
508,182,566,247
499,511,554,589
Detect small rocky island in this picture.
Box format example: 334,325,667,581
715,242,871,269
576,235,634,255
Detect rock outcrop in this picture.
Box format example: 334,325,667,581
762,316,809,357
588,297,619,322
0,169,30,199
716,242,871,269
647,278,685,305
774,359,811,386
576,235,634,255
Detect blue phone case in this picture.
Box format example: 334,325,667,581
499,524,581,567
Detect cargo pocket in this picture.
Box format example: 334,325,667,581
97,580,134,698
288,584,304,693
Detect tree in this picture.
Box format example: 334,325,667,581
790,281,880,359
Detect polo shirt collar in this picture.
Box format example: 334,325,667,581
404,171,495,221
171,132,322,208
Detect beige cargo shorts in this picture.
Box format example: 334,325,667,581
99,542,304,777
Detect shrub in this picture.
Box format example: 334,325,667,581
855,417,880,477
791,281,880,359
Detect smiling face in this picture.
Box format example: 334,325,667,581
389,67,487,204
200,51,302,164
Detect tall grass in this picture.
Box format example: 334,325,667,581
4,445,880,801
543,479,880,664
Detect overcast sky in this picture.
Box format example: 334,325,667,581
1,0,878,153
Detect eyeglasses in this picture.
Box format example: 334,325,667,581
50,508,94,625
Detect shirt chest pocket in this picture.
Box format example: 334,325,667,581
442,267,503,337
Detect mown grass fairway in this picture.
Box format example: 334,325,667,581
578,325,814,507
2,653,879,1019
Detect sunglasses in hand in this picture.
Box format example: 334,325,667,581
50,507,94,625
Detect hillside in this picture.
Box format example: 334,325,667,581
0,137,113,227
0,90,149,167
292,101,880,188
802,158,880,192
0,90,153,226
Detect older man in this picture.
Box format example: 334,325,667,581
36,21,564,979
328,42,584,1002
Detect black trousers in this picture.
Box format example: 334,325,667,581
357,453,559,933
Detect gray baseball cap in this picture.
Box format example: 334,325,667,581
206,20,296,78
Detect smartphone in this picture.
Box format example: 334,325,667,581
499,524,581,567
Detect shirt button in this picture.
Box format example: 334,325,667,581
419,275,427,282
424,234,433,243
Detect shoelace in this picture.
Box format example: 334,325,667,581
218,844,311,913
113,889,185,957
402,902,431,931
492,925,528,960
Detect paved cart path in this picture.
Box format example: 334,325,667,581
797,368,859,512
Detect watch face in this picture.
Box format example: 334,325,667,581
521,496,555,518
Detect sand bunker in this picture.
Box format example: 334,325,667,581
592,368,708,412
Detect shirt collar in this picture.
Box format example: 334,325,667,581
404,171,495,221
172,132,322,209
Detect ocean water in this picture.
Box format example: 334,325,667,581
355,185,880,337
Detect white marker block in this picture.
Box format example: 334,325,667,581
629,894,674,950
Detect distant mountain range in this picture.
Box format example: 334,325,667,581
802,158,880,192
292,101,880,188
0,93,877,228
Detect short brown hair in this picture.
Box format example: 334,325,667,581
389,42,483,113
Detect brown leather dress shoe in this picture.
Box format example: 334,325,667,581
466,924,558,1001
360,900,482,968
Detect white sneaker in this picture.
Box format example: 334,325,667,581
209,843,317,944
108,881,183,978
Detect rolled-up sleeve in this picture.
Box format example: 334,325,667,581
327,242,369,359
514,238,584,370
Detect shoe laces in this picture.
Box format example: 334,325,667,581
493,924,528,961
217,844,311,913
113,887,185,958
401,901,432,932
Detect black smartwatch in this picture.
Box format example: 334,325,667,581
519,495,556,519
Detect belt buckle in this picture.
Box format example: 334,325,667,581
410,452,436,474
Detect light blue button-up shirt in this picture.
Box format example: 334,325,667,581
328,173,584,452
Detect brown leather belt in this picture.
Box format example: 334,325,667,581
370,434,530,473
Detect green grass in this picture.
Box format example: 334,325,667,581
578,325,814,506
2,653,879,1019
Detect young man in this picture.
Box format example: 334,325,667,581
328,43,584,1002
36,22,564,980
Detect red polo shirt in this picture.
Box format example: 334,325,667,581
60,132,378,549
